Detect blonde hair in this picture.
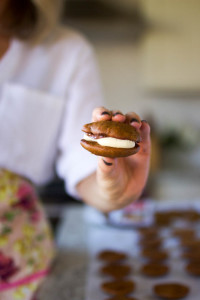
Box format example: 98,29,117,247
2,0,63,43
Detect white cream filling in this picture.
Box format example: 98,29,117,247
83,133,135,148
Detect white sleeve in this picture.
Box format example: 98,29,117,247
56,41,105,198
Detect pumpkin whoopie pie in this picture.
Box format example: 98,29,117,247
81,120,140,157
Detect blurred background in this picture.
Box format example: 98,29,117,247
40,0,200,231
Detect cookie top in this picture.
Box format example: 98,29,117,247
153,282,190,299
82,121,140,141
101,280,135,296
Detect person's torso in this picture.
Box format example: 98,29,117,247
0,27,89,184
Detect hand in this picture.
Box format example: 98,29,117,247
92,107,151,211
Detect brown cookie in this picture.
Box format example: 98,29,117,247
81,120,140,158
138,227,158,236
182,244,200,252
186,262,200,276
182,251,200,262
181,239,200,249
98,250,127,263
173,228,195,239
139,237,162,249
141,250,168,262
142,245,163,254
100,264,131,279
183,210,200,222
101,280,135,296
139,232,159,240
178,236,197,245
153,282,190,299
141,263,169,277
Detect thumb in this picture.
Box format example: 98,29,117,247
97,157,116,175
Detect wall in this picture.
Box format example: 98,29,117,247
95,41,200,132
141,0,200,91
91,0,200,200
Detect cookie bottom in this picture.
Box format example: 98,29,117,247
80,140,140,158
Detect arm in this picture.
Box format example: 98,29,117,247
77,107,151,213
56,36,105,197
55,34,150,209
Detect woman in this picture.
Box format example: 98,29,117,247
0,0,151,299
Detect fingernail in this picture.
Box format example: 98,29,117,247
101,111,110,116
141,120,148,123
113,112,122,117
130,118,139,123
103,159,113,166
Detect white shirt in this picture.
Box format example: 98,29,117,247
0,27,104,197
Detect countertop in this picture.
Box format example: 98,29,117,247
37,205,89,300
36,201,200,300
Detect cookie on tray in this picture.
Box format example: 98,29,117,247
186,262,200,276
139,237,162,249
140,262,169,277
141,250,169,262
181,239,200,249
98,250,127,263
173,228,196,239
101,280,135,296
153,282,190,299
182,251,200,262
138,227,158,237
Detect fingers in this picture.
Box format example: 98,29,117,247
125,112,141,130
92,107,112,122
111,110,126,122
92,107,126,123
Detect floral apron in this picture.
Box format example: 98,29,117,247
0,170,55,300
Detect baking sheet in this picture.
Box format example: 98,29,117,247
85,201,200,300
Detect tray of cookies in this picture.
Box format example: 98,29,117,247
86,200,200,300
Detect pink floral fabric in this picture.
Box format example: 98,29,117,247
0,170,55,300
